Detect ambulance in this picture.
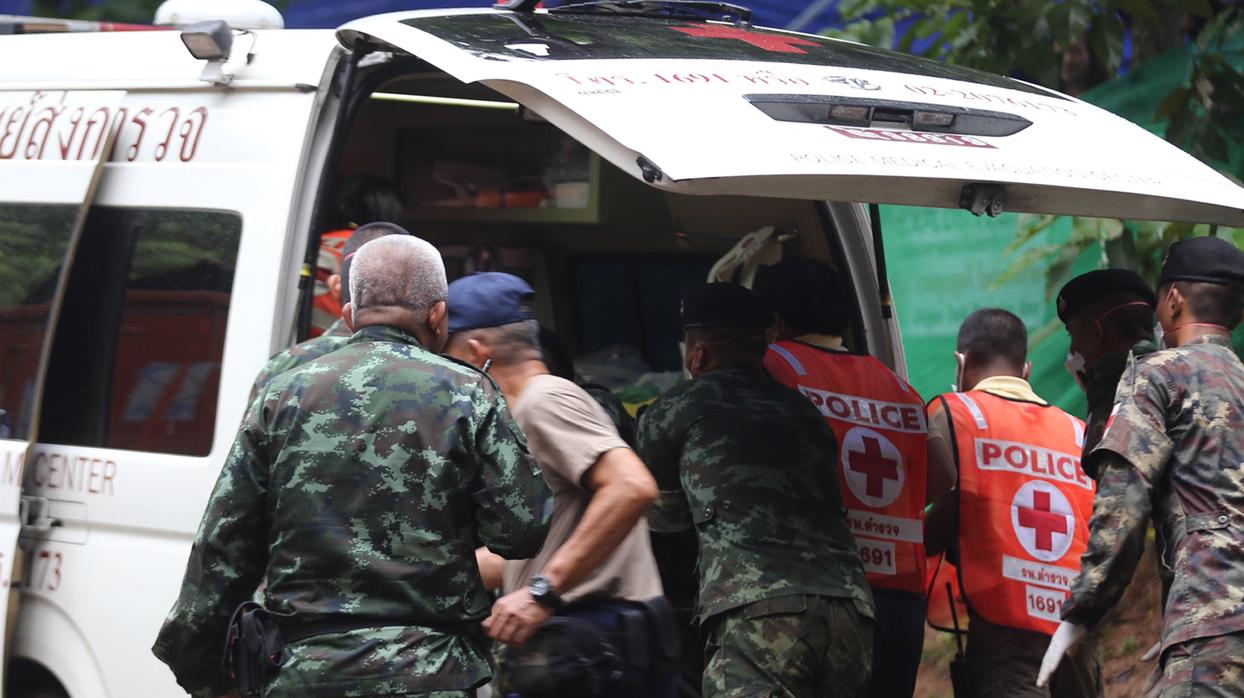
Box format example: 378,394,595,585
0,0,1241,695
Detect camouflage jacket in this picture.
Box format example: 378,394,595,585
1063,334,1244,651
1081,338,1159,470
153,324,551,698
637,363,873,625
247,318,352,404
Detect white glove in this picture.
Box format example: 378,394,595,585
1037,622,1087,687
1142,640,1161,661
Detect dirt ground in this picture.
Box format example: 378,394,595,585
914,545,1165,697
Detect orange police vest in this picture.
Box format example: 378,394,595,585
311,229,352,337
765,340,929,594
938,391,1095,635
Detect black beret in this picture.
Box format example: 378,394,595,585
682,282,773,330
1056,269,1156,323
1159,237,1244,287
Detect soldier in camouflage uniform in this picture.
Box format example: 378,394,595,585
637,282,874,698
1039,237,1244,696
246,222,410,403
1056,269,1159,462
153,235,551,698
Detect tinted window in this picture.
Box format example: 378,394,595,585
404,14,1062,99
40,208,242,457
0,204,79,440
573,255,710,372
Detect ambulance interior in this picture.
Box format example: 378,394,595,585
314,60,870,404
306,61,875,631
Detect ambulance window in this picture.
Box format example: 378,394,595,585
572,256,711,373
0,204,79,441
39,208,242,457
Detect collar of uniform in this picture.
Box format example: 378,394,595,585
973,375,1047,405
1180,333,1235,349
324,317,352,338
794,333,845,351
349,324,426,349
1085,339,1156,407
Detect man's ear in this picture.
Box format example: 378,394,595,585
1022,361,1033,381
327,274,342,304
466,337,492,367
342,302,355,332
685,341,706,377
1167,284,1186,318
427,300,449,352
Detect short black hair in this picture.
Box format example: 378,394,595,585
957,308,1027,368
754,259,851,336
335,176,404,228
1174,280,1244,329
340,222,411,305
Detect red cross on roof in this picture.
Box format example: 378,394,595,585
1017,490,1068,552
846,435,898,499
670,24,818,55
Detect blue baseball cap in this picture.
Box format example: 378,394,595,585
448,272,536,333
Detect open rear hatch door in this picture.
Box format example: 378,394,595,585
339,8,1244,226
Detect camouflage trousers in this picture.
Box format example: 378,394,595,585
702,593,874,698
1150,632,1244,697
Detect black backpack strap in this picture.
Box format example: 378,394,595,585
640,596,680,663
616,604,652,672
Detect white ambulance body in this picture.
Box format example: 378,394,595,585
0,3,1240,696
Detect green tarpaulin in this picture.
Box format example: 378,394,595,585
886,38,1243,411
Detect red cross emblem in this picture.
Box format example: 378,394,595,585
1017,490,1068,552
840,427,904,507
1010,481,1075,562
847,435,899,499
670,24,818,54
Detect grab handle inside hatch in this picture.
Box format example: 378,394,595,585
744,95,1032,137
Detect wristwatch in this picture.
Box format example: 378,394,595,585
528,575,565,612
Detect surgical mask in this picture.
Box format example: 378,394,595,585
1154,321,1166,349
1064,351,1088,393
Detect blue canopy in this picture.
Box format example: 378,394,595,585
0,0,845,32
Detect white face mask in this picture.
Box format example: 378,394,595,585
1064,351,1088,393
1154,321,1166,350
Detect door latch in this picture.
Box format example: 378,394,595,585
19,495,61,535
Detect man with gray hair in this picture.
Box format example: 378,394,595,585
247,221,411,403
154,237,551,698
445,272,674,698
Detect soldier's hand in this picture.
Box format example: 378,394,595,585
1037,621,1087,687
482,589,553,647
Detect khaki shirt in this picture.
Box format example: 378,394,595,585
505,374,663,603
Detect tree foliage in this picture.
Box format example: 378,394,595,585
30,0,286,23
31,0,165,23
827,0,1244,338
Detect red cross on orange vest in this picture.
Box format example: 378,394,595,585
847,435,899,498
1017,490,1068,552
670,24,818,54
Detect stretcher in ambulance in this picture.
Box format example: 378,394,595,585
0,1,1241,696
